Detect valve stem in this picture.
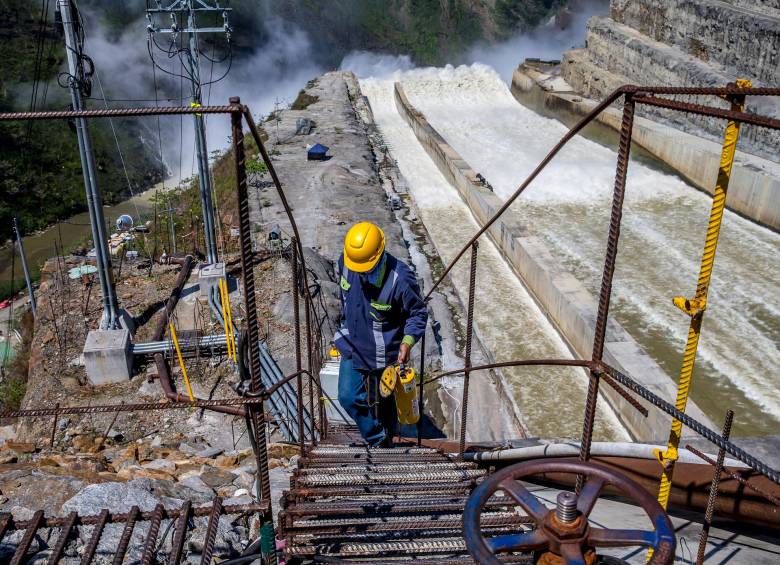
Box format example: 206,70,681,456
556,492,578,523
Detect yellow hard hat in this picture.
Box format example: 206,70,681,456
343,222,385,273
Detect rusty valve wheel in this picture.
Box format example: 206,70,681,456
463,458,676,565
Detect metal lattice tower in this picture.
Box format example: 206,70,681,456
146,0,233,265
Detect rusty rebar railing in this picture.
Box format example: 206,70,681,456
411,84,780,502
2,84,779,554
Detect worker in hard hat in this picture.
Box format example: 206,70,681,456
334,221,427,447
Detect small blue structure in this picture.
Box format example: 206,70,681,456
307,143,329,161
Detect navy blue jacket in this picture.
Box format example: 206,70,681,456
334,252,427,371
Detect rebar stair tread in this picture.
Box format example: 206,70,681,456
282,443,531,563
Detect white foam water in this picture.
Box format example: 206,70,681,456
360,76,629,440
397,65,780,435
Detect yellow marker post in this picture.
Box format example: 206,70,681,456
219,278,236,361
224,279,237,361
169,321,194,401
649,79,751,558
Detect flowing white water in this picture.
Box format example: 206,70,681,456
396,64,780,436
361,77,629,440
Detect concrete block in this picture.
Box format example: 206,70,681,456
83,329,132,385
199,263,225,299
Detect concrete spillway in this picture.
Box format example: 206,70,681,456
361,76,628,441
364,65,779,438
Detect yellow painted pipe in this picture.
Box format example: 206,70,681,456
169,321,194,401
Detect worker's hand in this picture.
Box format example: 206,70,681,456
397,342,411,365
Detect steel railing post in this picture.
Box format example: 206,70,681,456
459,241,478,460
577,93,635,493
292,239,305,451
230,97,276,565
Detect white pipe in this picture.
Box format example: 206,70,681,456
465,441,749,469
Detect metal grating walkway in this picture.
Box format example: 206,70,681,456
279,443,534,563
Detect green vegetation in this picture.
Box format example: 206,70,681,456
0,0,163,241
0,309,34,412
268,0,568,66
291,90,319,110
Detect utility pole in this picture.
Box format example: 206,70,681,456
56,0,120,330
146,1,232,265
12,218,36,317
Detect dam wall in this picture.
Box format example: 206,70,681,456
393,82,715,441
511,64,780,231
561,1,780,164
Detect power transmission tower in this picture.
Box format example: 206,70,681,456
56,0,120,330
146,1,233,265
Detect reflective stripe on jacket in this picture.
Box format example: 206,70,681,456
333,252,427,371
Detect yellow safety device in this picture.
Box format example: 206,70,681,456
395,366,420,425
380,365,398,398
343,222,385,273
379,365,420,425
648,79,751,560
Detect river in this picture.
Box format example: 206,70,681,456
0,188,162,289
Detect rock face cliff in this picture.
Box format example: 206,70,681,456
561,0,780,162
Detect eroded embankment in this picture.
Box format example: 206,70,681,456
393,81,714,441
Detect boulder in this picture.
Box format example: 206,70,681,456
178,475,214,495
143,459,176,474
214,454,240,468
199,466,236,488
3,441,36,454
62,481,161,516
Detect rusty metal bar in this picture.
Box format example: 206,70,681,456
417,331,426,447
0,396,265,419
424,359,646,417
97,402,124,452
292,239,305,451
636,85,780,96
304,292,315,447
10,510,43,565
0,105,240,121
140,503,165,565
427,358,592,383
696,410,734,565
459,242,478,460
424,87,625,300
231,100,275,565
596,362,780,485
685,444,780,507
152,255,195,341
9,502,269,531
169,500,192,565
200,497,223,565
50,402,60,449
0,515,12,551
81,509,108,565
636,95,780,130
113,506,139,565
48,511,77,565
578,93,636,493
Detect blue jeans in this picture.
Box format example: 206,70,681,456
338,358,397,446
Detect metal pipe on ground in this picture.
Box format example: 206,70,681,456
464,442,748,468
